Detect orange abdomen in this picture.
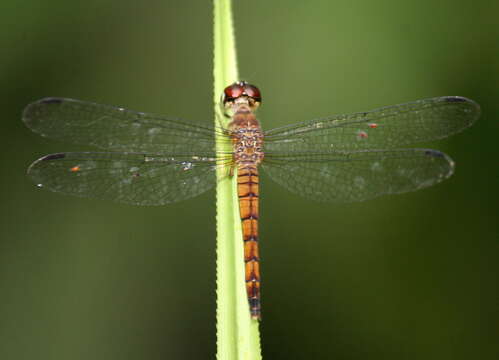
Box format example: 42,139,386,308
237,164,261,319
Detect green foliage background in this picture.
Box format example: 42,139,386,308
1,1,498,359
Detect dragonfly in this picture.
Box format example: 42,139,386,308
23,81,480,319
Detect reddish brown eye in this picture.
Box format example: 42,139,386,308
224,84,244,99
243,84,261,100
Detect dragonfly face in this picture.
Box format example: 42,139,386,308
222,81,261,113
23,83,480,319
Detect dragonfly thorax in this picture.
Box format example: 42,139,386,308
230,120,264,166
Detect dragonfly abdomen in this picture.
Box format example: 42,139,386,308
228,99,264,320
237,164,261,319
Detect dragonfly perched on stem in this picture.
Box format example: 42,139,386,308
23,82,480,319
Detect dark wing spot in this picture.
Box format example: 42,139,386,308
40,97,63,105
442,96,467,103
424,149,444,158
41,153,66,161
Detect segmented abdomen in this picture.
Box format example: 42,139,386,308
237,164,261,319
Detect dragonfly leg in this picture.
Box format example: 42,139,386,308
215,110,231,132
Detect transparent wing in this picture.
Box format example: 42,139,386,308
28,152,231,205
23,97,226,153
262,149,454,203
264,97,480,152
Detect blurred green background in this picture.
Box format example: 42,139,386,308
1,0,498,359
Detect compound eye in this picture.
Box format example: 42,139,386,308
224,83,244,99
243,84,261,101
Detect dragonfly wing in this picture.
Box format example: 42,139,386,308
262,149,454,203
23,98,225,153
264,97,480,151
28,152,224,205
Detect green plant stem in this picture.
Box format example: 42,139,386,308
213,0,262,359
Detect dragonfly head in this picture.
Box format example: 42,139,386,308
222,81,262,112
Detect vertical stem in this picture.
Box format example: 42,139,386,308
213,1,262,359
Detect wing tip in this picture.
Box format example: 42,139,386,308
22,97,65,128
441,96,481,123
423,149,455,179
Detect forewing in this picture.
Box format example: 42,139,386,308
262,149,454,203
23,98,224,153
264,97,480,152
28,152,225,205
